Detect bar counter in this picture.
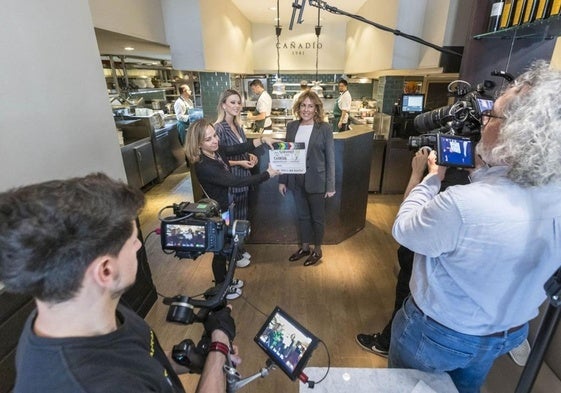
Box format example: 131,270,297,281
243,125,374,244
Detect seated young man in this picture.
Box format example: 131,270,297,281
0,173,236,393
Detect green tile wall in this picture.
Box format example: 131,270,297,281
199,72,231,121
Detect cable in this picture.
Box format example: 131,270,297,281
305,340,331,388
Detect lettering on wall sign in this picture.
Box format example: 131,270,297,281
277,41,323,56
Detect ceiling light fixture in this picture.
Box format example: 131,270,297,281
272,0,286,96
124,46,135,51
311,7,323,98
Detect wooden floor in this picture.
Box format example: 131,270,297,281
140,166,403,393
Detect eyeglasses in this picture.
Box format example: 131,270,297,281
481,110,506,126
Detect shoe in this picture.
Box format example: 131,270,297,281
509,339,531,366
230,278,244,289
236,257,251,268
242,251,251,259
225,286,242,300
289,248,311,261
303,252,321,266
355,333,389,358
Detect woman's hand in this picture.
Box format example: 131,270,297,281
254,136,282,149
325,191,336,198
248,153,258,166
266,164,281,178
236,160,256,169
278,183,287,196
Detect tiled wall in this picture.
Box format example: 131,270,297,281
377,76,423,114
271,73,374,100
199,72,231,121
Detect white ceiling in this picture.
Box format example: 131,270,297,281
231,0,368,25
95,0,368,60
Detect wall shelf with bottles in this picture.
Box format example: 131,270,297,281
475,7,561,41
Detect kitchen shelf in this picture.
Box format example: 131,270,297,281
474,13,561,40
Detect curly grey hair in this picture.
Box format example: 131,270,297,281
489,60,561,187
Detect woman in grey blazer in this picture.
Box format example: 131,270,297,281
278,91,336,266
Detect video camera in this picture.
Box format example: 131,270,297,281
159,198,250,260
408,80,495,168
158,198,250,373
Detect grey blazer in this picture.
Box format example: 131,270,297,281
279,120,335,193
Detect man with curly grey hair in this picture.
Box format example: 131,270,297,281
388,60,561,393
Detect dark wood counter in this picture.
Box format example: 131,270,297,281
243,126,375,244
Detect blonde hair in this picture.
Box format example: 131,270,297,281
292,90,326,123
215,89,242,128
185,119,214,164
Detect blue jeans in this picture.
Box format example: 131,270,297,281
389,297,528,393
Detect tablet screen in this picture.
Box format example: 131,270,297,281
254,307,319,380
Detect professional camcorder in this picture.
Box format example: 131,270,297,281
411,80,495,138
159,198,250,260
407,79,495,168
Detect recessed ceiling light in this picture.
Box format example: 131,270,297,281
124,46,135,51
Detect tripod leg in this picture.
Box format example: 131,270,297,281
514,304,561,393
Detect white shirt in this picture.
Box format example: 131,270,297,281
256,91,272,128
295,124,313,163
393,167,561,335
174,97,193,123
338,90,352,123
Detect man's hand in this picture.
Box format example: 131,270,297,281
412,147,430,176
204,307,235,342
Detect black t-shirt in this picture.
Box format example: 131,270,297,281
15,304,185,393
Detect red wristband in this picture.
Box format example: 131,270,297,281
208,341,230,357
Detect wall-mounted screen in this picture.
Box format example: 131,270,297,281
401,94,425,114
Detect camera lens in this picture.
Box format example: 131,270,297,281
413,105,454,133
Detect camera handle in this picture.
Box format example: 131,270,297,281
224,358,276,393
515,266,561,393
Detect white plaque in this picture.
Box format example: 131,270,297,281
269,142,306,174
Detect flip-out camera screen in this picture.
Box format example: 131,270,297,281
475,98,493,114
162,222,206,250
254,307,319,381
436,134,475,168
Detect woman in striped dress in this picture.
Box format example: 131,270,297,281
214,89,257,267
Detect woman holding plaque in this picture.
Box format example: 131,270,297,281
278,91,336,266
185,119,280,299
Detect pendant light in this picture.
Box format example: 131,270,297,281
311,7,323,98
272,0,286,96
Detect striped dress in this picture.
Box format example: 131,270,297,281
215,120,251,221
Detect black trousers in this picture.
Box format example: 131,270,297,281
379,245,414,347
293,176,326,248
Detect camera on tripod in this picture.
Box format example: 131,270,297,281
407,80,495,168
159,198,250,260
